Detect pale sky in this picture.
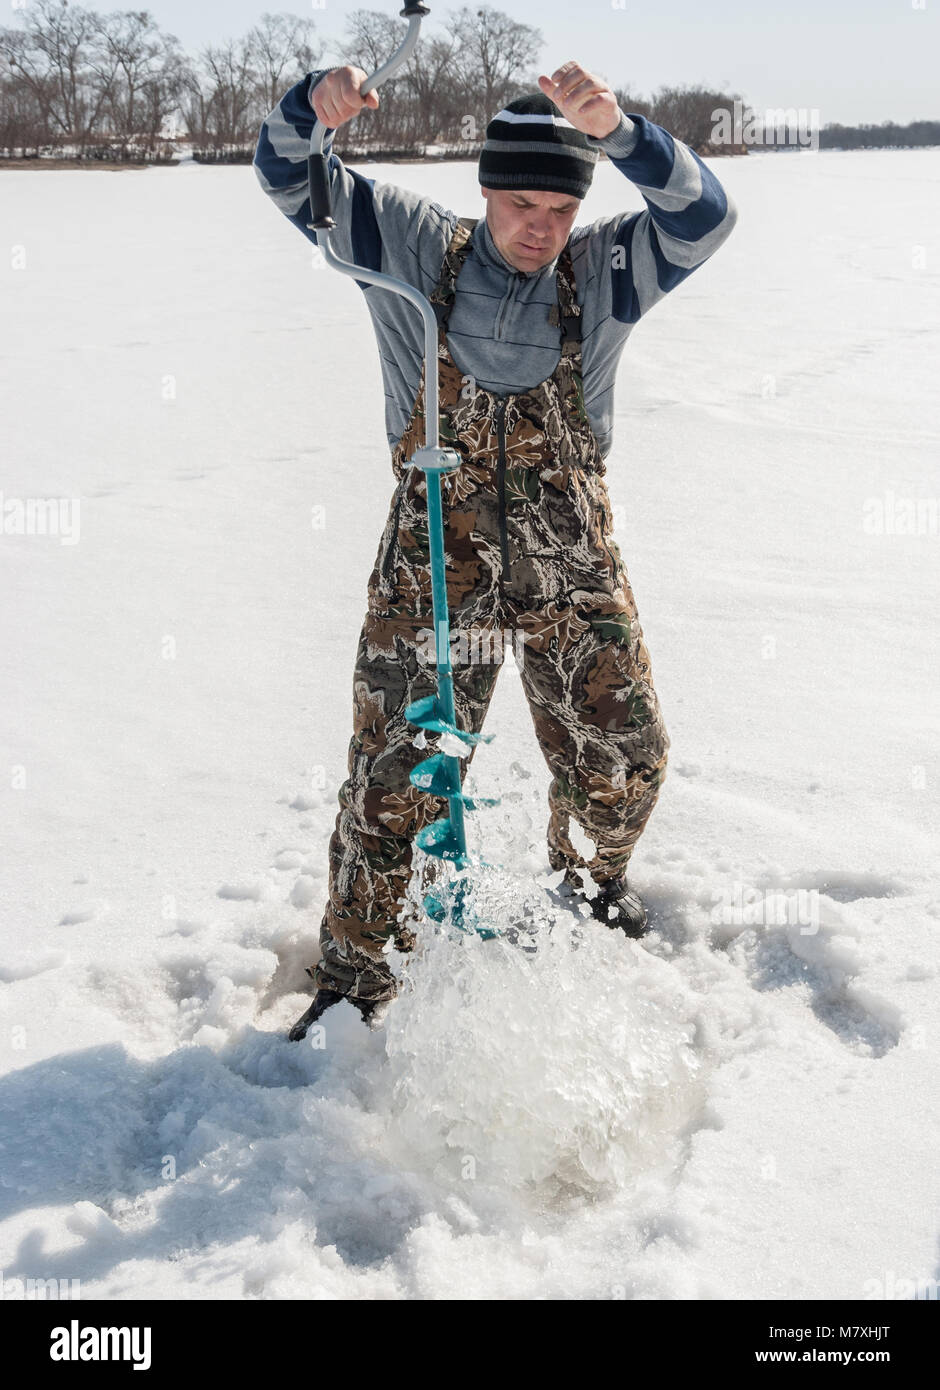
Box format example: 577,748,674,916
44,0,940,125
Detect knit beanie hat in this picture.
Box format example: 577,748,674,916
478,93,599,199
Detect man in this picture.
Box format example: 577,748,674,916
253,60,737,1037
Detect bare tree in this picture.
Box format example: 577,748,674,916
450,5,543,128
93,10,183,158
0,0,116,157
0,61,50,156
612,87,652,122
136,38,187,157
180,36,258,155
405,31,464,147
248,11,321,116
342,8,403,76
648,84,740,153
339,8,410,149
331,5,542,154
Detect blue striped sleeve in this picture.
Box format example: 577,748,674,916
589,112,738,325
252,70,383,286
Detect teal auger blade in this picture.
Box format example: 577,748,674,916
410,755,500,806
422,877,498,940
409,752,459,797
423,888,448,921
405,695,493,744
415,817,467,862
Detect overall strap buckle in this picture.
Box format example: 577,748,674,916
551,245,582,353
548,300,582,353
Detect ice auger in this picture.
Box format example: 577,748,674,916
306,2,497,936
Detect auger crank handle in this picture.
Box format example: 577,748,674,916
307,2,431,230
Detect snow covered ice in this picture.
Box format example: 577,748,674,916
1,148,939,1300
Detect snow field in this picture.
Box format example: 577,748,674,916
0,148,938,1299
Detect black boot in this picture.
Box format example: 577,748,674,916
560,868,649,939
287,988,393,1040
288,950,399,1040
348,996,393,1030
287,988,346,1041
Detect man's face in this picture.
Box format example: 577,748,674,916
481,186,581,272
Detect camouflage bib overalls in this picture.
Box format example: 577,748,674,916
312,217,669,1002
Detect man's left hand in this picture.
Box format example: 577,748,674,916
537,62,621,140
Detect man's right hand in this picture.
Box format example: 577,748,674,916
311,66,380,128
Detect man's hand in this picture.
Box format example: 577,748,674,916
537,62,621,140
311,65,379,128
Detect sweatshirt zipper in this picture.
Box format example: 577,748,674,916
495,270,525,341
494,398,510,578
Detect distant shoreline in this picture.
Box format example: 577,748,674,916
0,159,154,171
2,145,938,172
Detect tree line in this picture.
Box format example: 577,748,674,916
818,121,940,151
0,1,746,162
0,1,934,165
0,1,319,161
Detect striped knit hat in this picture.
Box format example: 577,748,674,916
478,93,598,199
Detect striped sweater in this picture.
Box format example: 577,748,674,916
253,70,738,459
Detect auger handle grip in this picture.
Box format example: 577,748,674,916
308,3,431,230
